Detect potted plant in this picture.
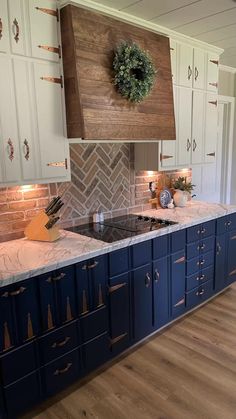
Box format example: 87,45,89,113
172,177,195,207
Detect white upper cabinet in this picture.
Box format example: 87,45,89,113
204,94,218,163
207,53,219,93
28,0,60,62
0,0,9,53
191,91,205,164
193,48,206,91
178,43,193,88
8,0,27,56
170,39,177,85
177,87,192,166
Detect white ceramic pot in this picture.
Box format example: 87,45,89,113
173,190,188,207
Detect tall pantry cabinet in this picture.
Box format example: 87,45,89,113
0,0,70,187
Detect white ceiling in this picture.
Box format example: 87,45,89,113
93,0,236,68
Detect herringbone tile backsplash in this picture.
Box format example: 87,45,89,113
0,144,191,242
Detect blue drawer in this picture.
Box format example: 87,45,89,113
171,229,186,253
42,348,80,397
186,236,215,260
187,220,215,243
0,341,38,386
80,306,108,343
109,248,129,277
186,265,214,292
186,251,214,276
153,235,169,260
186,279,214,309
216,213,236,234
131,240,152,268
82,332,110,374
4,371,41,418
39,321,79,366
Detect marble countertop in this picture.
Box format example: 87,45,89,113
1,201,236,287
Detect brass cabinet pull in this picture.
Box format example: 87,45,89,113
53,272,66,281
154,269,160,282
197,260,205,267
174,298,185,307
2,286,26,298
7,138,14,161
193,139,197,152
187,139,191,152
54,362,72,376
174,256,185,264
210,59,219,66
110,333,127,347
200,274,205,281
201,228,206,234
23,139,30,161
35,7,59,21
160,153,173,161
194,66,199,81
188,65,192,80
216,243,222,255
209,82,218,88
206,152,216,157
208,100,217,107
229,268,236,277
197,243,205,251
145,273,151,288
40,76,63,88
12,18,19,43
109,283,127,293
227,220,232,227
38,44,61,58
0,18,3,40
196,289,204,296
87,261,98,269
51,336,70,349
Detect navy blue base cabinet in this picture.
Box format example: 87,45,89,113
0,215,236,418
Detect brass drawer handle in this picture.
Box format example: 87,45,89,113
0,18,3,40
54,362,72,376
194,66,199,81
201,228,206,234
51,336,70,349
87,261,98,269
198,244,206,251
216,243,222,255
197,260,205,267
7,139,14,161
53,272,66,281
187,138,191,151
154,269,160,282
23,139,30,160
196,289,204,296
200,274,205,280
12,18,19,43
227,220,232,227
109,283,127,293
174,297,185,307
188,65,192,80
110,333,127,346
193,139,197,151
145,273,151,288
2,286,26,298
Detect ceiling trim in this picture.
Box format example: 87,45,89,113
59,0,224,55
219,64,236,74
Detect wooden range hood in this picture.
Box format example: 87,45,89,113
60,5,175,141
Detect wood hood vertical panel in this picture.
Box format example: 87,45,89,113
60,5,176,141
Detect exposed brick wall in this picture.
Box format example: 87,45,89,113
0,144,191,243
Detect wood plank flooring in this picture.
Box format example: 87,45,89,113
23,284,236,419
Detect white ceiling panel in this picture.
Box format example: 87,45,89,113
151,0,236,29
120,0,194,21
92,0,139,10
213,36,236,49
220,55,236,67
221,46,236,58
196,24,236,43
175,8,236,36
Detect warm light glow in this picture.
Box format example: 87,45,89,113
180,168,190,173
20,185,34,191
147,171,154,175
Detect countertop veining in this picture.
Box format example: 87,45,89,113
1,201,236,287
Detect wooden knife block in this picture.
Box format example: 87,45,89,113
24,211,60,242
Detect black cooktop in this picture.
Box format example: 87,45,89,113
66,214,177,243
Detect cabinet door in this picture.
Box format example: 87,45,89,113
28,0,60,62
55,266,76,325
160,86,177,169
0,0,9,52
204,95,218,163
38,273,58,332
33,62,69,180
89,255,108,310
153,257,169,329
215,235,226,292
14,280,39,344
76,262,91,316
178,43,193,88
132,264,153,341
0,55,21,183
170,39,177,85
0,289,16,353
193,48,206,90
191,91,205,164
170,251,186,318
8,0,27,55
226,230,236,286
207,53,219,93
177,87,192,166
12,58,39,181
0,387,5,419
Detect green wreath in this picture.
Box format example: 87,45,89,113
113,42,156,103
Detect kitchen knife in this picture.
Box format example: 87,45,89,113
45,216,60,230
49,201,64,215
47,197,63,216
45,197,59,215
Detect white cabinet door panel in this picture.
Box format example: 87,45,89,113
192,91,205,165
0,55,21,183
12,58,39,181
8,0,27,55
33,62,68,179
170,39,177,85
207,53,219,93
29,0,59,62
0,0,9,53
205,94,218,163
161,86,177,168
177,87,192,166
178,43,193,88
193,48,206,90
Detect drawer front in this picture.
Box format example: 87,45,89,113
187,236,215,260
171,229,186,253
0,341,37,386
80,306,108,343
42,349,80,397
82,333,110,374
153,235,169,260
187,220,215,243
131,240,152,268
109,248,129,277
39,321,78,366
186,279,214,309
186,266,214,292
187,251,214,276
4,371,41,418
227,213,236,231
